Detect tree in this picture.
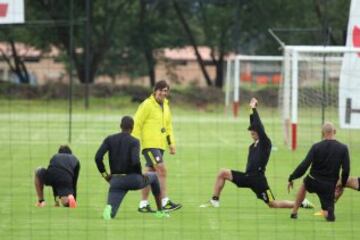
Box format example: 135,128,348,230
0,35,30,84
130,0,187,87
24,0,134,84
173,0,246,88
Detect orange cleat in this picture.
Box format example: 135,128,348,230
68,194,77,208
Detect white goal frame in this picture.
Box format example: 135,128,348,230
282,45,360,150
224,55,283,117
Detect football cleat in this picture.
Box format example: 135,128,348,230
313,210,325,217
199,199,220,208
138,204,156,213
103,205,112,220
300,198,314,209
162,200,182,212
68,194,77,208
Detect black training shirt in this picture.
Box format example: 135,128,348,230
245,108,272,174
288,139,350,186
48,153,80,198
48,153,80,180
95,132,142,175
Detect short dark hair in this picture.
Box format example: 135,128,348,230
120,116,134,131
154,80,169,92
58,145,72,154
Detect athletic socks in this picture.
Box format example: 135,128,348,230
139,200,149,208
162,197,170,207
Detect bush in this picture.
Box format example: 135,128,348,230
0,81,281,108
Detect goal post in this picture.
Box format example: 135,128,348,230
224,55,283,117
281,45,360,150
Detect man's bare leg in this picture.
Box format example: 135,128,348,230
268,200,295,208
212,168,233,198
154,163,167,200
335,177,359,202
290,183,307,217
141,167,153,201
200,169,233,208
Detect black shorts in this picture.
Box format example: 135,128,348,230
304,175,335,211
142,148,164,167
37,167,74,197
231,170,275,203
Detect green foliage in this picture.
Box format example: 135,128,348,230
0,0,351,86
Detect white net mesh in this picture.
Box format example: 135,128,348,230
280,47,359,149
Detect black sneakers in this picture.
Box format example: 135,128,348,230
290,213,298,219
138,204,156,213
162,200,182,212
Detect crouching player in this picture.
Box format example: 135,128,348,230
95,116,168,219
34,145,80,208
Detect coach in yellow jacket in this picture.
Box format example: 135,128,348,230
133,80,182,213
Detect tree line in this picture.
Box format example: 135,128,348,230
0,0,350,88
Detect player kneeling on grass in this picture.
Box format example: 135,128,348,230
34,145,80,208
95,116,168,220
200,98,314,210
288,122,350,222
312,176,360,217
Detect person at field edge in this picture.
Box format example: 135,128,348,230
200,98,314,210
95,116,168,219
34,145,80,208
133,80,181,213
288,122,350,222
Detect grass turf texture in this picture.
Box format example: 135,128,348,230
1,99,360,240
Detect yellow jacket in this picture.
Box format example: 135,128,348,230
132,94,175,150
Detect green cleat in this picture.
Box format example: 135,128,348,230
154,211,170,218
103,205,112,220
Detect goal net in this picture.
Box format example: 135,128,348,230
280,46,360,150
224,55,283,117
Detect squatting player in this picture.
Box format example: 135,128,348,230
34,145,80,208
200,98,313,209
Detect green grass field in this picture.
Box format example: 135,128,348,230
1,99,360,240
